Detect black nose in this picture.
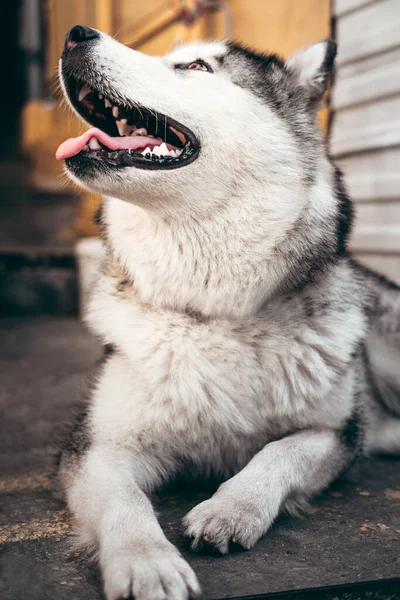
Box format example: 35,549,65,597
65,25,99,50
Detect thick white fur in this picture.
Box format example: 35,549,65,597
58,33,388,600
286,40,328,96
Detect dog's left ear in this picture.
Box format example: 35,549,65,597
285,39,337,109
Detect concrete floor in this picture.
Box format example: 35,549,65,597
0,317,399,600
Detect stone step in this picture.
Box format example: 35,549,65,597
0,158,29,189
0,245,78,315
0,188,80,247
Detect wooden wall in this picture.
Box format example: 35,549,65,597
331,0,400,283
224,0,330,56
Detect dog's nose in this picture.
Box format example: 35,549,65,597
65,25,99,51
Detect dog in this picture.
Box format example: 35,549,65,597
56,24,400,600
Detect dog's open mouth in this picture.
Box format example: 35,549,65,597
57,74,200,170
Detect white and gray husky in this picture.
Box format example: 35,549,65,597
56,25,400,600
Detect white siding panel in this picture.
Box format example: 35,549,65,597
352,203,400,253
333,47,400,110
334,0,400,280
336,148,400,201
353,253,400,284
350,225,400,251
355,201,400,226
331,96,400,156
336,0,400,65
334,0,378,17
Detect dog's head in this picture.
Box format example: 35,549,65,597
58,26,336,218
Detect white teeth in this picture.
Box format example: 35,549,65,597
116,119,130,136
98,93,103,100
136,142,182,159
105,98,112,108
133,128,148,136
112,106,119,118
88,137,101,150
116,121,125,136
168,149,182,157
78,85,92,102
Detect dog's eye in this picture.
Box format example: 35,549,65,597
187,60,213,73
173,59,213,73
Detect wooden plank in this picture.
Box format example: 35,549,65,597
352,202,400,255
117,3,179,49
350,225,400,252
330,95,400,156
228,0,330,58
354,200,400,226
336,148,400,201
353,253,400,284
115,0,168,36
333,47,400,110
352,200,400,255
115,1,210,54
96,0,113,34
334,0,378,17
336,0,400,65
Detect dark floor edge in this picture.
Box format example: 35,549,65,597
223,578,400,600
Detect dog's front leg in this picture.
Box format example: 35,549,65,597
64,446,200,600
184,428,351,553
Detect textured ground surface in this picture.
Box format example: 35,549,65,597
0,317,399,600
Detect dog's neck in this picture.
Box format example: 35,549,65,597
102,165,337,319
103,198,277,319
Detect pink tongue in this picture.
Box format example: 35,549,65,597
56,127,164,160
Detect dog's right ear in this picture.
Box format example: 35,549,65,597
285,39,337,109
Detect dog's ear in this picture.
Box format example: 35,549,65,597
285,39,336,109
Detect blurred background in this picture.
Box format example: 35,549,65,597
1,0,399,316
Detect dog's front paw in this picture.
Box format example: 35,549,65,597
101,545,201,600
183,486,275,554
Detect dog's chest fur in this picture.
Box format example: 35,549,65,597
86,199,367,477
